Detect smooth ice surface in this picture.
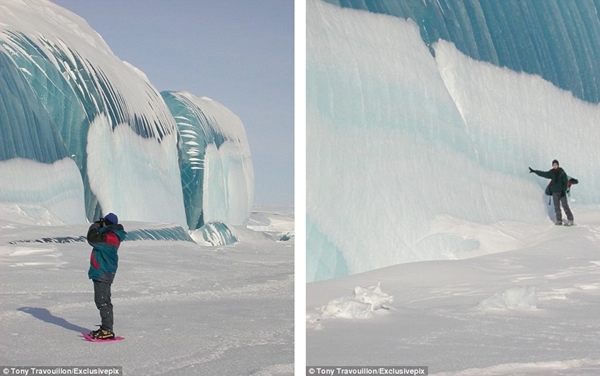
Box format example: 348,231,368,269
307,0,600,281
0,159,86,224
0,0,253,230
86,114,186,227
0,205,293,375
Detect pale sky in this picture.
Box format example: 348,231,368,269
50,0,294,206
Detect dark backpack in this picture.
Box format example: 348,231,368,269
545,177,578,202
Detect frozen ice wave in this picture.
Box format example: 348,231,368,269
163,91,254,229
325,0,600,105
435,39,600,193
86,114,186,225
0,0,254,230
307,0,600,281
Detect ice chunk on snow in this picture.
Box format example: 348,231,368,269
190,222,238,246
477,286,537,311
317,282,393,320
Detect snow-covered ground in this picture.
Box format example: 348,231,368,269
307,208,600,375
0,205,294,376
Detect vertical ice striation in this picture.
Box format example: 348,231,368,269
0,46,85,224
0,0,253,230
308,0,600,281
163,91,254,229
325,0,600,104
0,47,69,163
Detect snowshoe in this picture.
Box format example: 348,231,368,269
89,326,115,340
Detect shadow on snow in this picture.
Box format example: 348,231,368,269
18,307,89,334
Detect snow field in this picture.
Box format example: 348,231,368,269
307,209,600,374
0,207,294,375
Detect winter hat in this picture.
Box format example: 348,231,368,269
552,159,559,166
104,213,118,225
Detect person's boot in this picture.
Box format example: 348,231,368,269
90,326,115,339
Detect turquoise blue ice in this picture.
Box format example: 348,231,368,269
308,0,600,281
0,0,253,234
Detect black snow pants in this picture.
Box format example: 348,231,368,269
93,280,113,331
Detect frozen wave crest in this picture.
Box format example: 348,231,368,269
0,0,253,230
163,92,254,229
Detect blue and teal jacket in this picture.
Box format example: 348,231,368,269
87,220,127,283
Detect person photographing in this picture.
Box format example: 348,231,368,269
86,213,126,339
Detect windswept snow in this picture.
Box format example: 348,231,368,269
0,206,294,375
307,209,600,374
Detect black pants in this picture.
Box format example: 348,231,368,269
93,280,113,331
552,192,574,222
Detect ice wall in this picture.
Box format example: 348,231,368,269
0,159,86,224
325,0,600,104
307,0,600,281
0,0,253,229
162,91,254,229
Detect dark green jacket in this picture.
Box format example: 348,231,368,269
532,167,568,193
87,221,127,283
